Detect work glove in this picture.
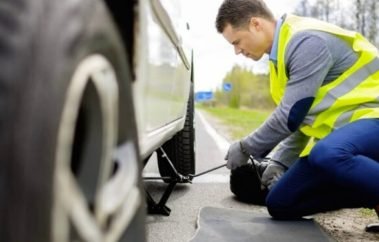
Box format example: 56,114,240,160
225,141,250,170
252,158,269,175
261,160,287,190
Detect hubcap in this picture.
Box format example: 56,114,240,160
53,54,141,242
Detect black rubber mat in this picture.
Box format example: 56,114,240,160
190,207,335,242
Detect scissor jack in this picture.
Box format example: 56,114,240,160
144,147,226,216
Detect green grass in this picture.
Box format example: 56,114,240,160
197,105,272,140
359,208,377,217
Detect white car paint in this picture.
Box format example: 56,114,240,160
133,0,192,159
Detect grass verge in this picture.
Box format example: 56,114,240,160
197,105,272,140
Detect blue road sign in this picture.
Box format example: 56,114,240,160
223,83,232,92
195,91,213,102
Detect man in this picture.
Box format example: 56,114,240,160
216,0,379,222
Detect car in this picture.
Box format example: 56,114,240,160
0,0,194,241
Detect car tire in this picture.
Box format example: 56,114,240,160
157,83,196,181
0,0,145,242
230,164,268,205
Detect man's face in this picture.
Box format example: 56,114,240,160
222,18,268,61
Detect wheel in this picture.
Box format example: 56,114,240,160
0,0,145,242
157,83,196,180
230,164,268,205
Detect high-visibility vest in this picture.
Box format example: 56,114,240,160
269,14,379,156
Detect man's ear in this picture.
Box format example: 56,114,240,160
249,17,261,31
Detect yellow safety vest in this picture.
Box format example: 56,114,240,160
269,15,379,156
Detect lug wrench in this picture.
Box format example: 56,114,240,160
144,163,227,182
188,163,227,179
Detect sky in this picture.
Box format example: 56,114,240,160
183,0,302,92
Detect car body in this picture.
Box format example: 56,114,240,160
132,0,193,160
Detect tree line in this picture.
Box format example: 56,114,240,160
214,65,275,110
294,0,378,45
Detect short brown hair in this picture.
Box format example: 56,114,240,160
216,0,274,33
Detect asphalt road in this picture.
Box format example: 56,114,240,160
143,110,268,242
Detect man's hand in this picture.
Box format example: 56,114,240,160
261,160,287,190
225,141,249,170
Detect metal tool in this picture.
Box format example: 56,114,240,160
250,156,263,182
366,208,379,233
188,163,227,178
144,147,227,216
366,223,379,233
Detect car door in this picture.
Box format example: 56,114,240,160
134,0,184,133
155,0,192,120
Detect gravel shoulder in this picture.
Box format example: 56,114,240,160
198,109,379,242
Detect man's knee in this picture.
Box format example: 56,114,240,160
265,191,300,219
308,141,330,170
265,192,282,217
308,140,352,171
230,164,268,205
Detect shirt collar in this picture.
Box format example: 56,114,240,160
269,14,286,65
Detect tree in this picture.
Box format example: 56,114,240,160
367,0,378,44
294,0,310,16
217,65,274,109
334,0,351,29
355,0,366,36
293,0,379,46
354,0,379,45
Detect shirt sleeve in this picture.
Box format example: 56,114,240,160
242,31,334,158
270,129,309,167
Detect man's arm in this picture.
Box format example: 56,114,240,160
241,31,334,158
270,129,309,167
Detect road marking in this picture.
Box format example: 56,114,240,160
196,111,230,153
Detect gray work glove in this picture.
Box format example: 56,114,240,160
225,141,249,170
253,158,269,175
261,160,287,190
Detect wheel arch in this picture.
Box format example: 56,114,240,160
103,0,136,77
102,0,139,143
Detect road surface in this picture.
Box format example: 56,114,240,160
143,110,267,242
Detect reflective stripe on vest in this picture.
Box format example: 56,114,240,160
269,15,379,157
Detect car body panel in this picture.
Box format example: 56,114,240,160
133,0,192,159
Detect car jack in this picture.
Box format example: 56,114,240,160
144,147,226,216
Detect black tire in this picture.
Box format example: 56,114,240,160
0,1,145,242
157,83,196,180
230,164,269,205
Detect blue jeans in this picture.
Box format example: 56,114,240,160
266,119,379,219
